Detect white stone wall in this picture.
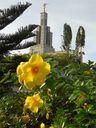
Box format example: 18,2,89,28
30,44,55,54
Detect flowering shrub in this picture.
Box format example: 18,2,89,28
0,54,96,127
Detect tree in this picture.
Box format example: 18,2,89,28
62,23,72,52
76,26,85,48
0,2,38,56
75,26,85,62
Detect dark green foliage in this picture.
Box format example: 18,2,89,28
63,23,72,51
1,55,96,127
0,54,30,95
42,52,76,66
0,54,29,72
76,26,85,47
0,93,26,127
0,2,31,30
0,2,38,56
0,24,37,55
49,61,96,127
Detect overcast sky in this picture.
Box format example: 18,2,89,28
0,0,96,62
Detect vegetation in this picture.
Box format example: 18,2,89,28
62,24,85,63
62,23,72,52
0,54,29,95
0,53,96,128
76,26,85,48
0,53,75,95
75,26,85,62
75,26,85,59
0,2,38,56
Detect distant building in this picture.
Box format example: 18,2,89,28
30,3,55,54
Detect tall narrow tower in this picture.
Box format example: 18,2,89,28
30,3,54,54
40,3,47,45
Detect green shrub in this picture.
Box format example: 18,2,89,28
1,54,96,127
0,54,29,95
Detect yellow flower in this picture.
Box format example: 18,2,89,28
47,88,53,98
40,123,45,128
46,112,49,120
17,54,51,90
24,94,43,113
21,115,30,124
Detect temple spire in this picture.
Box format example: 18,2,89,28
43,3,47,12
30,2,55,54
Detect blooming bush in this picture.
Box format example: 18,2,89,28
0,54,96,127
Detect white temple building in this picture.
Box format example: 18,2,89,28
30,4,55,54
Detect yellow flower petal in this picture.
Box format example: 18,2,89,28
18,75,23,84
21,62,32,73
33,93,40,100
46,112,49,120
40,62,51,75
29,54,43,64
40,123,45,128
17,62,25,75
24,81,35,90
32,106,39,113
33,73,46,85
